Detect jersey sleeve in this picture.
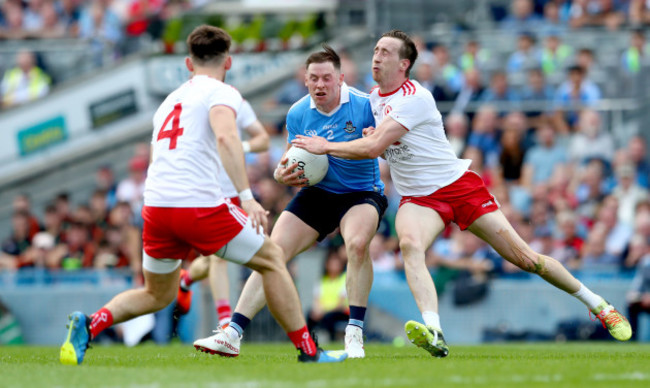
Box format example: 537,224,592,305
285,106,300,144
363,99,376,128
236,100,257,130
207,84,243,115
387,94,428,131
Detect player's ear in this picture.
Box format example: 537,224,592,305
185,57,194,73
339,72,344,86
224,55,232,71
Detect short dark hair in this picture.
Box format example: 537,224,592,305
380,29,418,77
305,44,341,71
186,25,231,66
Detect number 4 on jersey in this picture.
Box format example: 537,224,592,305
158,103,184,149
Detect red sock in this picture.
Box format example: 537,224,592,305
288,326,317,356
89,307,114,340
216,299,232,324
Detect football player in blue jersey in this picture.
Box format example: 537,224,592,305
193,44,387,358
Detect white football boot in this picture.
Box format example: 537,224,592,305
344,325,365,358
194,326,240,357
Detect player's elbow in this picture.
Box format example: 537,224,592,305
366,144,386,159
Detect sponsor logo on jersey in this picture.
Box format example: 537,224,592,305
482,200,494,208
305,129,318,137
384,105,392,115
344,121,356,133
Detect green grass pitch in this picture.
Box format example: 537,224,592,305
1,342,649,387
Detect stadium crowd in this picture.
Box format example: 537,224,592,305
2,0,650,338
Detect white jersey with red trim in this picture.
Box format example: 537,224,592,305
145,75,243,207
216,99,257,198
369,79,471,196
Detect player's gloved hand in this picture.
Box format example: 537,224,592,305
241,199,269,234
273,156,308,187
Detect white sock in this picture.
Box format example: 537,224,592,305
571,283,605,311
422,311,441,331
224,325,240,340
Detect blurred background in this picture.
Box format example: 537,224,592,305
1,0,650,347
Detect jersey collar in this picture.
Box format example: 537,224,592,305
310,82,350,117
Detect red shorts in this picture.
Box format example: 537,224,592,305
142,200,247,260
399,171,499,230
184,196,241,261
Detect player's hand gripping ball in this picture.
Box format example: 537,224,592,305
285,146,329,186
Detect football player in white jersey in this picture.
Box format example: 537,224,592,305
60,25,347,365
174,99,269,329
292,29,631,357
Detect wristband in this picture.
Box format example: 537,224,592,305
242,141,251,153
238,188,254,201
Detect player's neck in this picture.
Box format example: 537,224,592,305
192,69,226,82
379,76,408,95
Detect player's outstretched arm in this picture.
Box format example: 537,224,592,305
292,116,406,160
243,120,270,153
210,105,268,233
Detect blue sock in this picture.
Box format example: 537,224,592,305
229,312,251,336
349,305,366,329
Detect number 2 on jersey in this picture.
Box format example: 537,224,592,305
157,103,184,149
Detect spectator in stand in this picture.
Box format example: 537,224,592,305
520,68,554,127
0,1,27,39
20,231,56,268
467,105,501,168
573,158,609,223
49,219,95,270
444,112,468,157
369,233,401,273
106,201,141,277
452,68,485,114
627,252,650,340
95,164,118,208
79,0,123,66
307,248,349,342
94,225,132,269
540,34,573,81
56,0,82,37
462,146,493,188
630,0,650,25
621,28,650,76
89,189,110,243
538,1,569,36
38,0,66,38
12,193,41,240
579,222,619,269
23,0,45,34
521,122,567,190
479,71,521,113
1,50,51,108
498,118,527,185
555,210,584,268
54,192,73,229
42,203,65,244
116,155,147,227
575,47,604,83
339,53,366,91
458,38,492,73
567,109,615,166
271,65,308,106
411,35,435,67
500,0,543,34
569,0,626,30
507,32,541,73
627,135,650,189
552,65,601,134
612,163,650,228
415,62,453,102
0,211,33,270
597,195,634,261
432,44,464,97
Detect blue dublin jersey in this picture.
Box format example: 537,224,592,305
286,83,384,195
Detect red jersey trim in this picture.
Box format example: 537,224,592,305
378,79,409,97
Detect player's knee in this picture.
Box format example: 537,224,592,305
253,241,285,274
399,235,424,256
345,235,371,262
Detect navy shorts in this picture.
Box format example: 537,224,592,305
285,186,388,241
